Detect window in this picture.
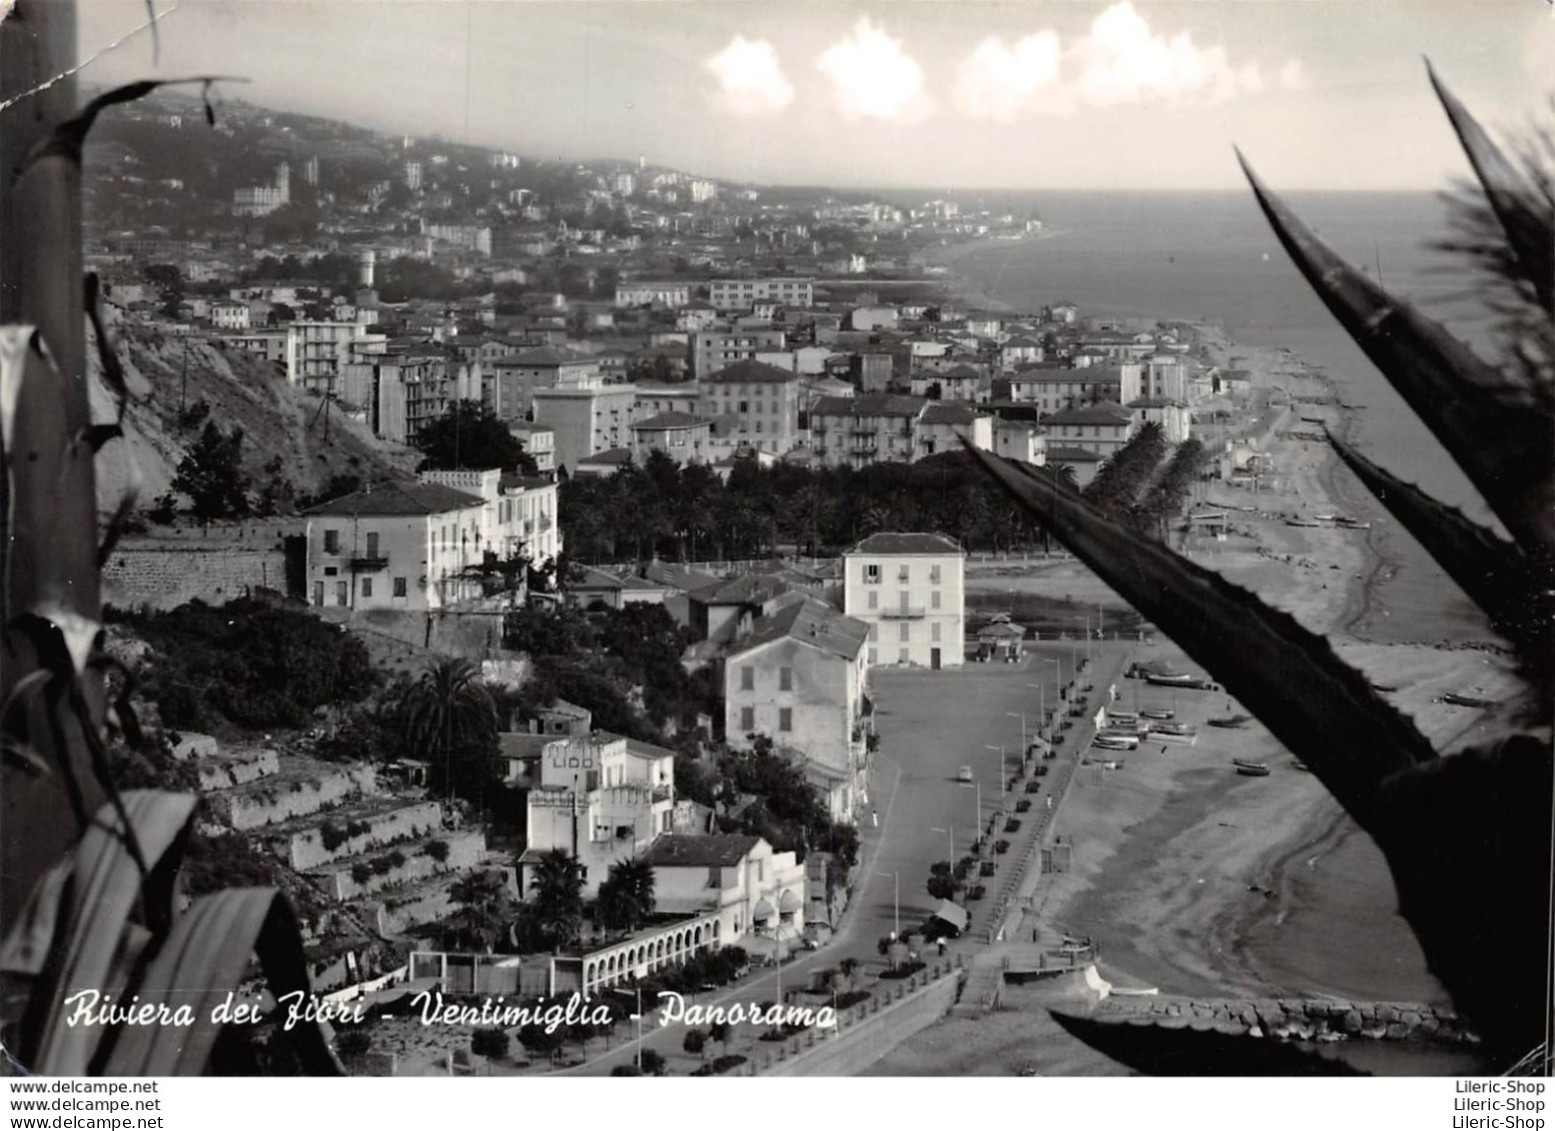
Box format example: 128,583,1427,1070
740,706,755,732
898,564,910,581
739,401,749,413
867,590,878,610
898,622,910,642
898,648,910,663
323,529,340,554
366,532,379,559
869,623,879,641
335,581,348,606
361,577,373,599
779,708,792,732
930,564,942,583
868,647,878,664
931,623,941,642
393,577,407,598
740,665,754,691
864,564,880,584
779,667,792,691
931,590,942,609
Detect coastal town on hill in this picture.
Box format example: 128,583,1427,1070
26,74,1529,1082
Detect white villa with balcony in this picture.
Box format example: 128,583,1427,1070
518,732,676,900
843,532,966,669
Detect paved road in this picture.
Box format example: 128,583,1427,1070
559,646,1093,1075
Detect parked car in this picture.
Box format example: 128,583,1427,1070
957,765,973,782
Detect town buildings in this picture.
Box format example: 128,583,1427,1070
1046,401,1141,457
629,412,716,466
843,533,966,669
707,278,813,311
691,327,786,378
614,281,692,308
483,348,602,422
531,380,639,473
517,731,677,899
809,395,994,468
697,359,799,455
723,598,872,822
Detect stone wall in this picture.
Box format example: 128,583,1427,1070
196,747,280,791
318,605,523,661
1095,995,1475,1044
209,764,377,833
311,829,486,901
276,800,442,871
758,964,965,1077
102,533,301,611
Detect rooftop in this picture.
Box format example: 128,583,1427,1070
632,411,713,431
302,480,484,518
847,532,964,556
1049,401,1137,425
812,393,924,418
701,358,798,385
641,834,762,868
730,597,869,662
919,402,981,426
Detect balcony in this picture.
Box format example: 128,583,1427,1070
880,605,926,619
348,556,389,572
651,784,673,803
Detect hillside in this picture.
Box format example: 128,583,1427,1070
89,322,419,517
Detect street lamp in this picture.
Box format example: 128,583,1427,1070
875,870,900,939
931,825,954,867
1005,710,1026,752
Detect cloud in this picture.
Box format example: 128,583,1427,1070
952,32,1064,121
816,18,930,122
952,2,1286,120
705,35,794,115
1075,1,1257,108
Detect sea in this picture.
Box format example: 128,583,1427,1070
907,188,1506,646
907,190,1513,1022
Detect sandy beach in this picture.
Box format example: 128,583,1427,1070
869,324,1519,1075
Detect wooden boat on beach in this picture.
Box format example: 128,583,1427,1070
1233,758,1270,777
1208,714,1252,728
1441,691,1498,709
1139,708,1174,721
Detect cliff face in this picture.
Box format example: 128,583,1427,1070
89,322,419,517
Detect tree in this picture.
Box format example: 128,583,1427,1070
638,1048,667,1076
402,657,499,806
171,420,251,523
470,1027,509,1060
416,399,538,476
517,1023,566,1065
839,957,861,988
529,848,584,951
444,871,519,953
682,1028,707,1060
595,856,656,933
708,1020,731,1054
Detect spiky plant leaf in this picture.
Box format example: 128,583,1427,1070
18,791,195,1075
964,444,1437,817
1428,63,1554,314
101,889,343,1076
1236,153,1555,557
1327,430,1550,679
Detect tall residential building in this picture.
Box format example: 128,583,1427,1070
707,278,814,312
808,395,994,469
231,162,291,217
483,348,601,421
723,598,872,822
697,359,800,455
842,533,966,670
1046,401,1141,457
404,160,423,191
691,327,786,379
531,382,639,473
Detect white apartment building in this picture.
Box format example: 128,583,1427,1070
697,359,800,455
707,278,814,312
614,281,692,308
209,301,250,331
519,732,676,900
417,468,562,570
843,533,966,669
532,381,639,473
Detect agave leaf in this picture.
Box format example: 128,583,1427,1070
23,77,243,172
21,791,195,1075
1328,430,1550,671
0,858,72,978
83,273,129,425
963,444,1439,824
1370,733,1553,1059
1237,152,1555,557
1428,63,1554,313
101,889,343,1077
1048,1009,1369,1076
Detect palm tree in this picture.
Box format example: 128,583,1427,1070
445,871,517,954
595,855,656,932
402,657,498,805
530,848,584,951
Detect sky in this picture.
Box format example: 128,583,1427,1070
75,0,1552,191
